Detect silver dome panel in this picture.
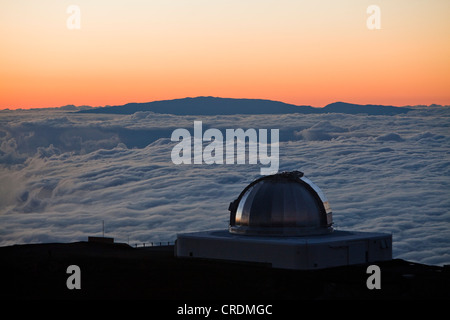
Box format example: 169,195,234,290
229,171,333,236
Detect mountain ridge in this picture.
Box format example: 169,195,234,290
78,96,412,116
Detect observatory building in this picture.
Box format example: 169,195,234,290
175,171,392,270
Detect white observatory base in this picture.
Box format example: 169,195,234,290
175,230,392,270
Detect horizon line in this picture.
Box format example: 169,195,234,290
2,96,449,111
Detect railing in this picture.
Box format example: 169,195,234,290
133,241,175,248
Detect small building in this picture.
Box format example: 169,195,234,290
176,171,392,270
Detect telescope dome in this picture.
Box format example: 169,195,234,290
228,171,333,236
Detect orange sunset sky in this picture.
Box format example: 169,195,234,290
1,0,449,109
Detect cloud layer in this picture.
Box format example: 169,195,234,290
0,107,449,266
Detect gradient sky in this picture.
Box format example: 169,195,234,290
1,0,449,109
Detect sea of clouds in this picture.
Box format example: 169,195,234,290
0,107,449,266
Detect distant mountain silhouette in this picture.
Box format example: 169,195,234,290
78,96,411,116
59,104,92,111
79,97,316,115
322,102,410,115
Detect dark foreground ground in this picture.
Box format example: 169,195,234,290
0,241,449,301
